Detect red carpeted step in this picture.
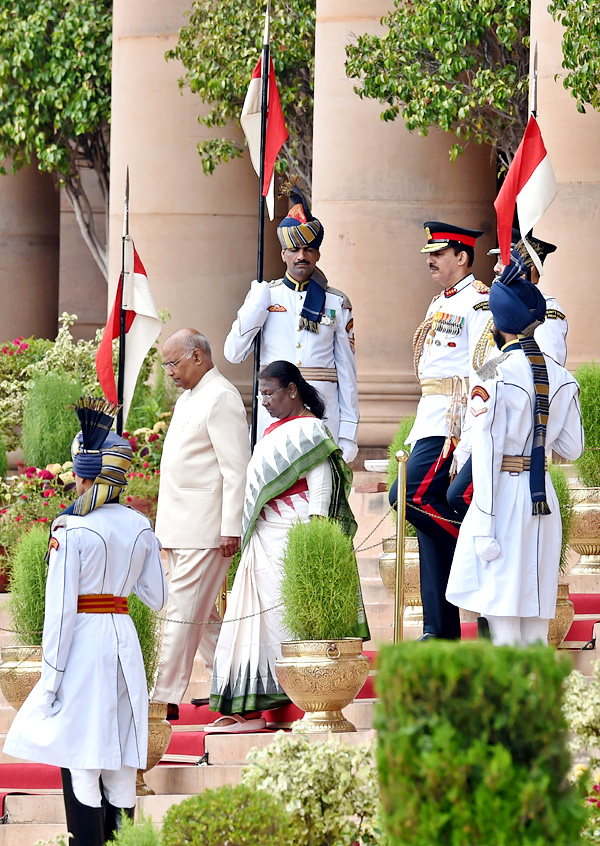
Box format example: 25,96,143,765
0,762,62,815
569,594,600,615
563,619,597,643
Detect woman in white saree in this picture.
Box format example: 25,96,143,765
207,361,368,731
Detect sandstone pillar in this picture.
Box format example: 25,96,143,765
0,163,59,342
110,1,282,402
313,0,497,448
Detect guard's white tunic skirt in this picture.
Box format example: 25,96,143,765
3,504,167,770
447,350,583,618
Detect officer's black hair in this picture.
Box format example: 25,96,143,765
449,243,475,267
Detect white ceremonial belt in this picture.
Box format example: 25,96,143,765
501,455,548,473
420,376,469,397
299,367,338,383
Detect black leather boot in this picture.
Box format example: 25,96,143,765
103,801,135,841
61,768,105,846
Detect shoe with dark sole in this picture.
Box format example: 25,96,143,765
191,697,209,707
417,633,438,641
167,703,179,721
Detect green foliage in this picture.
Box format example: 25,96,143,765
167,0,315,189
129,594,161,692
242,730,382,846
161,783,300,846
7,525,50,645
22,371,83,469
376,640,585,845
0,433,8,479
574,362,600,487
345,0,531,167
281,518,359,640
548,0,600,113
386,414,415,493
227,547,241,591
563,661,600,763
105,810,160,845
0,0,112,275
548,463,574,574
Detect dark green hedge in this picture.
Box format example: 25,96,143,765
375,641,585,845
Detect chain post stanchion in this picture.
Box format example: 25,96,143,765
216,576,228,619
394,450,409,644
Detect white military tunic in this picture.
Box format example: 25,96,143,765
407,274,491,444
3,504,167,770
446,349,583,618
536,293,567,366
224,277,358,443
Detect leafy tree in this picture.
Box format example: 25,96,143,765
548,0,600,113
166,0,315,192
345,0,531,167
0,0,112,279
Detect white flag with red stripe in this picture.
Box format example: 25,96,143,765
95,237,161,426
494,116,557,274
241,50,288,220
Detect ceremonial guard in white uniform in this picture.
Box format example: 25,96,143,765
3,399,168,846
391,221,490,640
448,232,568,519
447,265,583,646
224,189,359,462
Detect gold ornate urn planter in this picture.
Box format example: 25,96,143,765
548,583,575,648
379,536,423,624
275,638,370,733
0,646,42,711
570,487,600,575
136,701,173,795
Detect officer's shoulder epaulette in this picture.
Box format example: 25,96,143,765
473,301,490,311
477,351,510,381
51,515,68,531
545,308,566,320
268,278,284,289
471,279,490,294
325,285,352,309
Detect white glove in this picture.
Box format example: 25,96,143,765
474,536,500,567
248,278,271,310
38,688,62,718
339,438,358,464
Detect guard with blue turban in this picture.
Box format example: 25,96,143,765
446,263,584,647
4,398,168,846
224,185,359,462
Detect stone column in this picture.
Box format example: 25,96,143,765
313,0,497,448
530,0,600,370
0,163,59,341
110,1,282,403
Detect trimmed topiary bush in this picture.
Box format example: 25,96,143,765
375,640,586,846
107,810,160,845
549,462,574,575
22,371,83,468
574,361,600,487
280,517,359,640
160,783,300,846
128,594,161,692
7,525,50,645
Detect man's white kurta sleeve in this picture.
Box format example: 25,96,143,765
224,280,271,363
41,526,80,694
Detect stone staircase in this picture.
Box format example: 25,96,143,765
0,469,598,843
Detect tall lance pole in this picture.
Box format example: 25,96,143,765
250,3,271,452
116,167,129,436
529,41,538,119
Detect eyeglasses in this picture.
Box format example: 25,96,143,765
161,351,194,372
257,386,285,404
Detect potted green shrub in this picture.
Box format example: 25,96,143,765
0,524,49,709
570,362,600,575
274,518,370,733
21,371,83,468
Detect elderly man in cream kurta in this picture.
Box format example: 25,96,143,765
153,329,250,716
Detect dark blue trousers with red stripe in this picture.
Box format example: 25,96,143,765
390,436,463,639
446,455,474,521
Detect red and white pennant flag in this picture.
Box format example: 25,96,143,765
95,237,161,426
494,115,557,274
240,11,288,220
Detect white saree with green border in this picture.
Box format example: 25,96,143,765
209,415,369,716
